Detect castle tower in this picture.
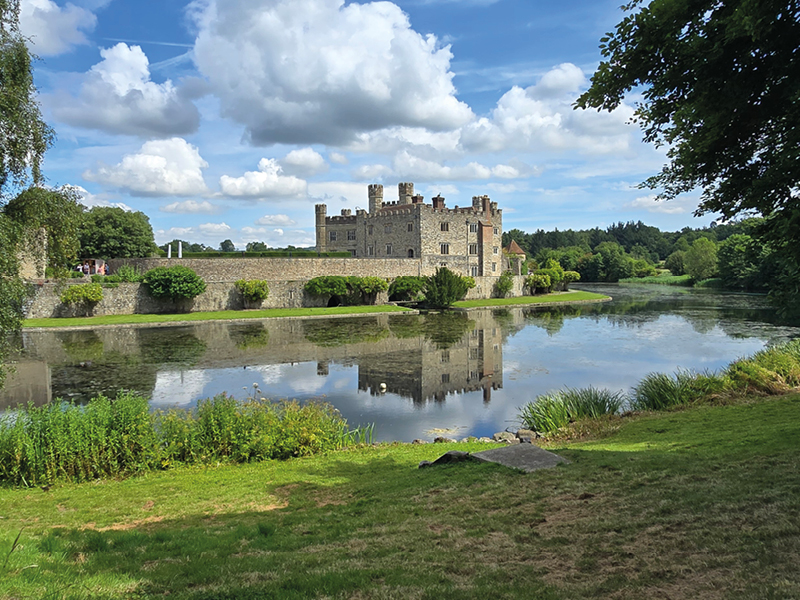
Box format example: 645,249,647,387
368,184,384,214
398,182,414,205
315,204,327,252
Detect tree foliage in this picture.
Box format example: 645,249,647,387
235,279,270,302
219,239,235,252
0,214,25,387
79,207,158,259
388,276,426,301
576,0,800,229
424,267,471,309
685,238,718,282
3,186,83,275
0,0,54,197
59,283,103,305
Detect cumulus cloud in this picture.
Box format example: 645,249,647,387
51,43,200,137
219,158,306,199
191,0,473,145
255,214,297,226
160,200,221,214
83,138,210,196
198,222,232,234
70,185,133,211
308,181,369,206
328,152,348,165
279,148,328,177
355,151,534,182
20,0,96,56
627,194,694,215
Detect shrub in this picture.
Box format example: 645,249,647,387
388,276,426,301
235,279,270,303
632,259,658,278
304,276,349,298
424,267,471,309
494,270,514,298
144,266,206,301
525,272,551,293
59,283,103,306
563,270,580,289
115,264,145,282
305,276,387,305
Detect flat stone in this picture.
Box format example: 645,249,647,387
419,451,475,469
472,444,568,473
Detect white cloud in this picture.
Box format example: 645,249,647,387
308,181,369,206
51,43,200,137
354,151,533,182
198,222,232,234
255,214,297,226
219,158,307,198
70,185,134,211
191,0,473,145
160,200,221,214
279,148,328,177
83,138,210,196
20,0,96,56
328,152,348,165
627,194,695,215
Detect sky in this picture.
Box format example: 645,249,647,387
23,0,717,250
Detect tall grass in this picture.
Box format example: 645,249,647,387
519,386,625,434
725,339,800,394
0,393,371,486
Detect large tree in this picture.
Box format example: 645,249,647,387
79,207,158,259
0,0,54,196
576,0,800,258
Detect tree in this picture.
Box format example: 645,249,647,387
219,239,235,252
79,207,158,259
424,267,471,309
246,241,268,252
577,0,800,234
3,186,83,276
143,266,206,302
0,0,54,196
684,238,718,282
0,214,25,387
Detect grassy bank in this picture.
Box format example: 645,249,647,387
23,304,414,329
454,290,608,308
1,394,798,599
618,274,692,285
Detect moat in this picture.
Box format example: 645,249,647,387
3,284,799,441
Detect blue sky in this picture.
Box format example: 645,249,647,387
23,0,715,249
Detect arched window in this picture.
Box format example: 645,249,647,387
408,249,414,258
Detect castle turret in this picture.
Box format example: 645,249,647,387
315,204,327,252
398,182,414,205
368,184,384,214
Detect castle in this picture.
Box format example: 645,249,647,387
315,183,507,277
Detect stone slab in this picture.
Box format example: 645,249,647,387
471,443,568,473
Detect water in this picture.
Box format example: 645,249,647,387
3,284,798,441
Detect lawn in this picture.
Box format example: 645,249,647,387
23,304,415,329
2,394,798,599
454,290,609,308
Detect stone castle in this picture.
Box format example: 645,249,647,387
315,183,507,277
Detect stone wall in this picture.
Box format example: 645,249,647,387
108,257,425,281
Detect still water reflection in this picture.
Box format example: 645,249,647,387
3,285,798,441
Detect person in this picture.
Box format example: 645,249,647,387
82,263,89,275
104,263,109,275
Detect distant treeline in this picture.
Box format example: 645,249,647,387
504,219,798,322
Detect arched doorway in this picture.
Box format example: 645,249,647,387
327,295,342,307
407,249,414,258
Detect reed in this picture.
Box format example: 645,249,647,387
518,386,625,434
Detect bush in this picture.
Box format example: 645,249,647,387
144,266,206,301
665,250,686,276
424,267,472,309
525,272,551,293
494,270,514,298
115,264,145,282
235,279,270,303
388,276,426,301
59,283,103,306
304,276,349,298
305,276,388,305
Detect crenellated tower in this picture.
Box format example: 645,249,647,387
398,182,414,205
368,184,384,214
315,204,327,252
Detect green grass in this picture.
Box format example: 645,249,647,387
23,304,414,328
619,274,693,285
454,290,608,308
2,394,798,599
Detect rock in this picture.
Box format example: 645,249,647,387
492,431,516,443
433,436,457,444
516,429,537,440
412,439,429,444
419,451,475,468
478,437,493,443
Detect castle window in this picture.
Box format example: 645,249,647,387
384,224,392,234
469,347,480,359
471,266,478,277
493,227,499,235
492,262,497,272
441,373,450,384
350,250,356,257
368,225,373,235
408,249,414,258
368,245,374,256
386,243,392,255
441,222,449,232
440,243,449,254
347,230,356,241
469,222,478,233
440,350,450,363
329,231,337,242
469,243,478,255
493,246,498,255
407,223,413,232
